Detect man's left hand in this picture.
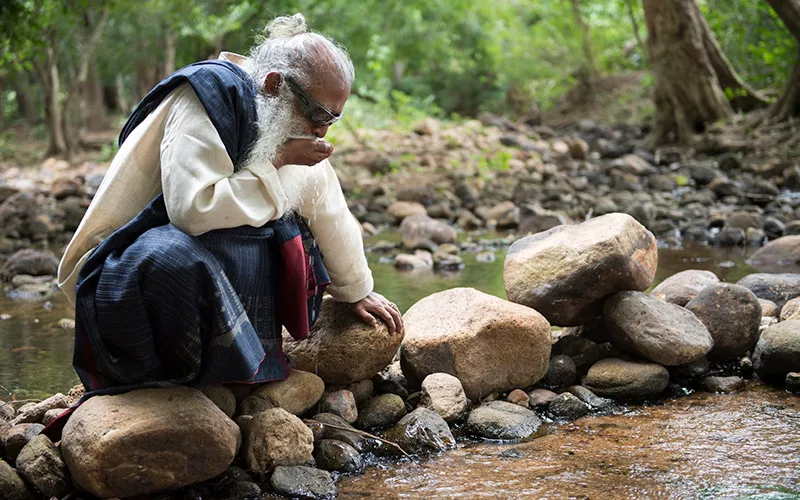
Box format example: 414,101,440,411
350,292,404,335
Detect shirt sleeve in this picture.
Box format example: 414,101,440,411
160,84,290,236
297,159,374,303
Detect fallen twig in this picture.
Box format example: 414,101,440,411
304,419,414,460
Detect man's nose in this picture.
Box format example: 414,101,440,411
312,124,330,138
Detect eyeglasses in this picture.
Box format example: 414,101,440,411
284,75,342,127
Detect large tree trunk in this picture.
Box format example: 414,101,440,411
643,0,733,145
765,0,800,121
37,45,68,156
571,0,597,91
14,72,38,122
164,28,176,77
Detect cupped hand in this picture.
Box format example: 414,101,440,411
349,292,404,335
273,138,333,168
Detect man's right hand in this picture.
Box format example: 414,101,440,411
273,138,333,168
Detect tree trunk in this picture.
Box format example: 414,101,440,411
14,72,38,121
164,28,176,77
692,2,767,112
81,59,108,132
571,0,597,89
38,46,68,156
115,73,130,114
642,0,733,145
626,0,645,54
765,0,800,121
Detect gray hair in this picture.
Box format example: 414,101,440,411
247,13,355,90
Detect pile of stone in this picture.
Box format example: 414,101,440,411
3,212,799,499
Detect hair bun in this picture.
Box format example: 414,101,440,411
265,13,308,39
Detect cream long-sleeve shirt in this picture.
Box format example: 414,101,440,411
58,58,373,305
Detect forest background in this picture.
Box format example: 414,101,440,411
0,0,797,159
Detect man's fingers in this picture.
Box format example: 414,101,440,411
355,306,377,327
313,140,333,153
388,306,404,334
375,305,396,335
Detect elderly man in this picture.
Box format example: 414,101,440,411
57,13,402,396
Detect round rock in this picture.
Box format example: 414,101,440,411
749,235,800,274
318,390,358,424
419,373,469,422
245,408,313,475
383,408,455,455
283,297,403,385
15,435,69,498
200,385,236,418
0,460,34,500
584,358,669,400
702,376,746,393
780,297,800,321
544,355,577,388
685,283,762,360
650,269,720,306
61,387,240,498
400,213,457,249
355,393,406,430
753,320,800,383
604,291,713,366
736,273,800,310
401,287,551,400
270,466,336,499
466,401,542,441
504,213,657,326
547,393,590,421
250,369,324,416
313,439,363,474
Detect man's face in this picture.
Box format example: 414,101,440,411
288,76,350,139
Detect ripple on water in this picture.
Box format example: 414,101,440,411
338,383,800,498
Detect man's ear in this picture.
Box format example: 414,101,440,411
263,72,283,97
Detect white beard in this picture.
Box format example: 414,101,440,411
240,88,321,214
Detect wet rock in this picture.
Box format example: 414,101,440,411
0,460,34,500
383,408,455,454
465,401,542,440
356,393,406,430
3,423,44,463
786,372,800,393
544,355,577,388
547,393,590,420
737,273,800,309
399,213,457,250
552,333,610,369
313,439,363,474
62,387,240,498
0,249,59,282
395,252,434,270
284,297,403,385
685,284,762,360
702,376,745,393
312,413,366,452
716,226,746,246
250,370,324,416
780,298,800,321
753,320,800,383
269,466,336,499
527,388,558,408
201,385,236,418
604,291,713,366
566,386,613,411
650,269,720,306
9,393,68,426
749,236,800,274
15,435,70,498
669,357,710,382
387,201,427,223
759,299,779,318
246,408,313,475
506,389,530,407
401,288,551,400
419,373,469,422
584,358,669,400
504,213,657,326
372,360,409,399
318,390,358,424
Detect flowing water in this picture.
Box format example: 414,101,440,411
1,239,797,498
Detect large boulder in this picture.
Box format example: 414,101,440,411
748,235,800,273
504,213,657,326
753,320,800,383
603,291,713,366
584,358,669,400
245,408,314,475
249,370,324,416
685,283,762,360
399,213,457,250
283,297,403,385
61,387,240,498
650,270,720,306
400,288,551,400
736,273,800,310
